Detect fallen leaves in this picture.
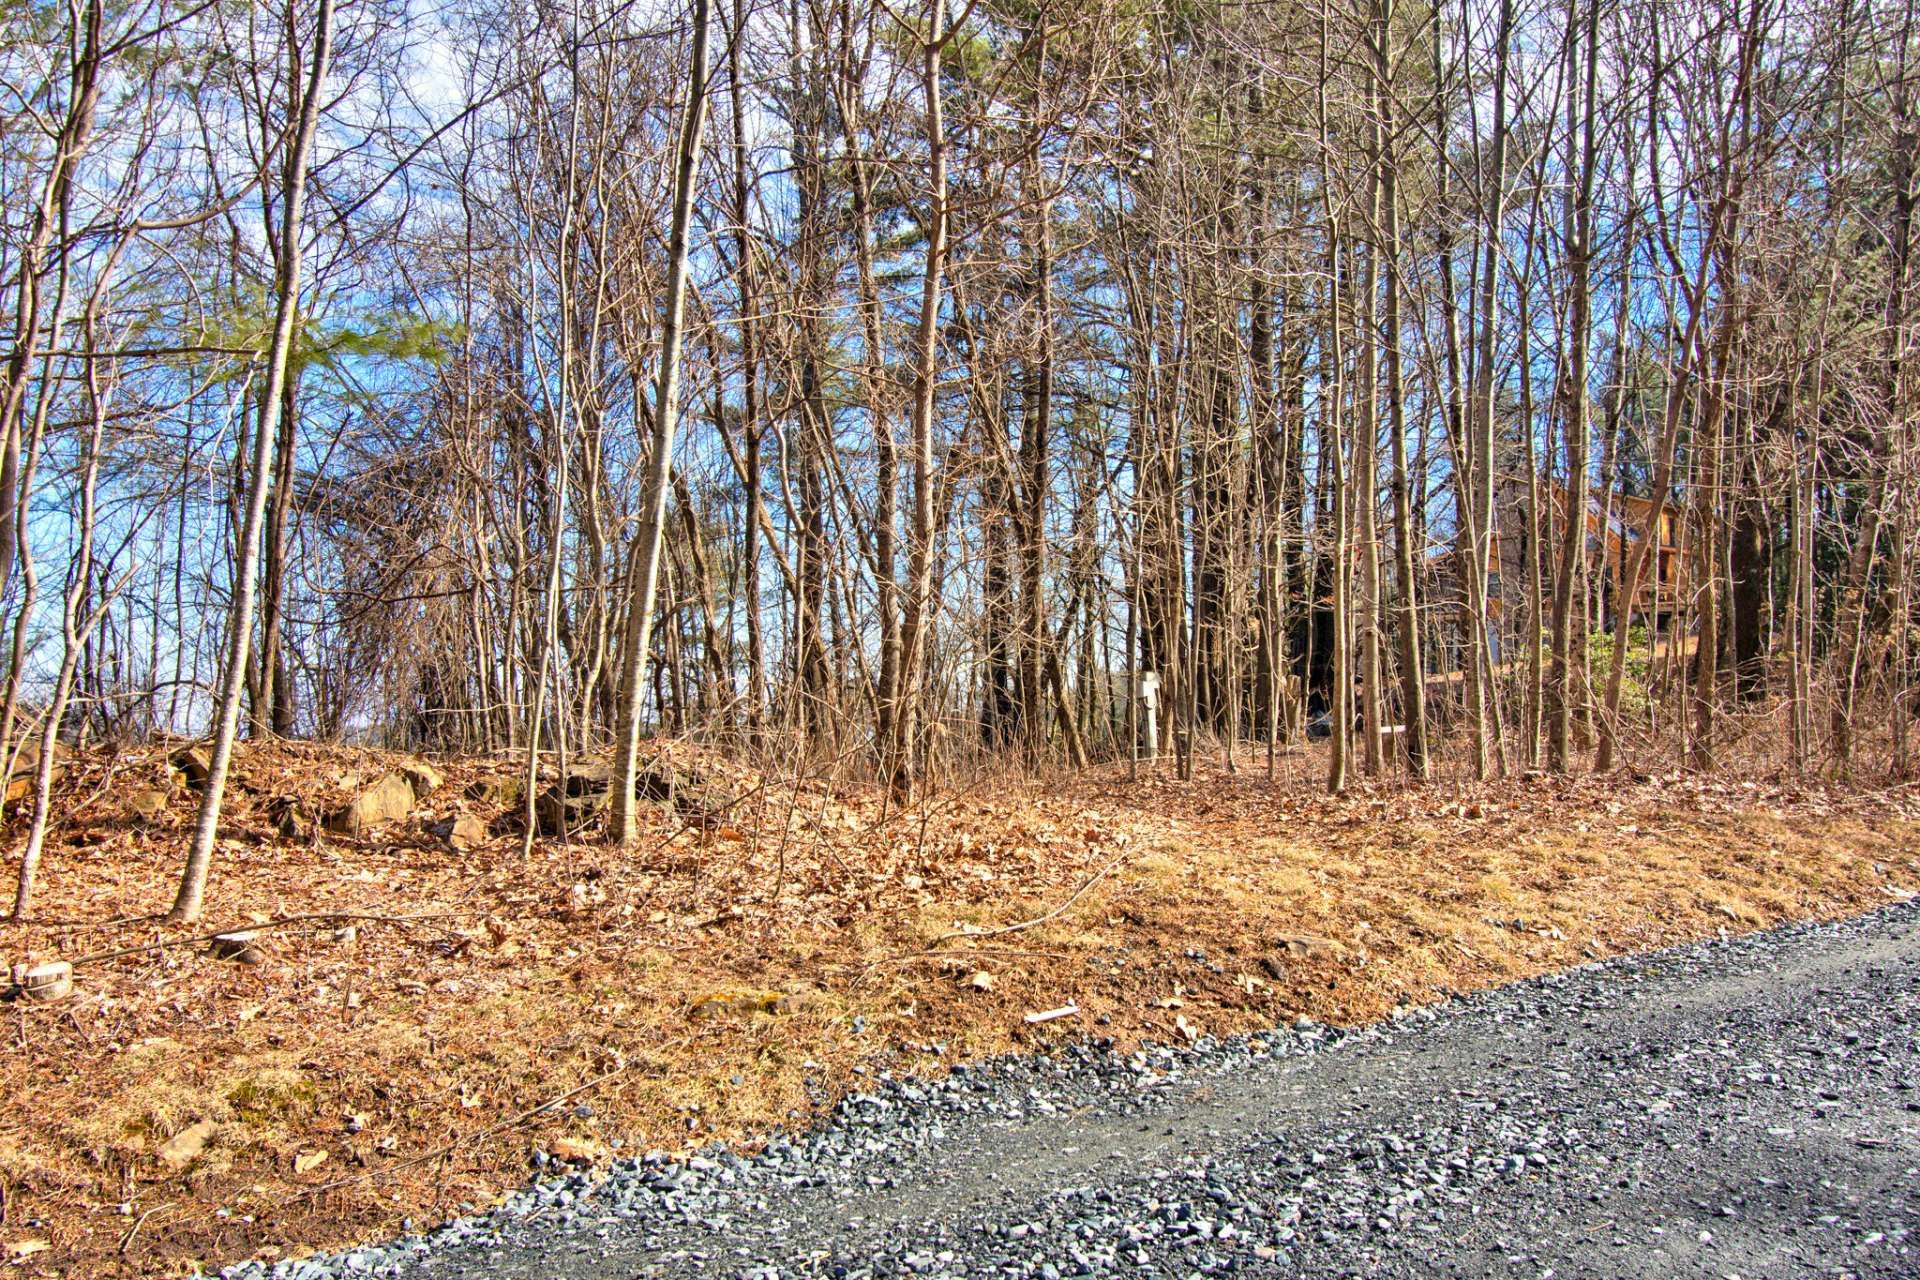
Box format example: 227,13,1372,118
1,737,1917,1279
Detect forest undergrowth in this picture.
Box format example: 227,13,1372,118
0,737,1916,1276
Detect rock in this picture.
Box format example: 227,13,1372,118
635,763,681,802
399,759,445,797
513,760,622,835
688,989,793,1020
428,812,489,850
169,744,212,791
1269,933,1344,961
325,771,417,835
548,1136,610,1164
20,961,72,1002
4,738,61,804
209,931,265,965
564,758,615,795
535,784,601,836
640,760,728,807
673,783,734,829
525,761,730,835
495,758,726,839
130,789,170,820
267,794,315,840
157,1118,216,1169
466,774,524,807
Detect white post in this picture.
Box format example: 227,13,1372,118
1139,670,1160,762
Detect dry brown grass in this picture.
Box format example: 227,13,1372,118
0,741,1915,1276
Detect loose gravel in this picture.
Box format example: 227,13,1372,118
226,901,1920,1280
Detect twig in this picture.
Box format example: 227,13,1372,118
854,944,1075,978
767,744,817,913
66,911,484,968
304,1061,630,1197
930,847,1133,945
33,912,167,934
664,738,869,867
118,1201,173,1255
69,752,129,821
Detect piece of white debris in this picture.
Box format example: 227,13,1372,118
1023,1005,1079,1025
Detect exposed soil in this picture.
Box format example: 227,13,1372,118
0,739,1915,1277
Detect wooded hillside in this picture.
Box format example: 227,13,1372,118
3,0,1917,916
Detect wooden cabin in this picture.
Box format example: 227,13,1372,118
1427,484,1687,636
1601,491,1685,625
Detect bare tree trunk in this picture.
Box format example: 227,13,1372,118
609,0,713,845
1375,0,1429,778
725,0,766,738
169,0,334,923
0,0,103,609
1020,93,1056,768
885,0,951,799
1690,369,1726,770
1550,0,1599,772
13,246,120,918
1355,159,1385,777
0,0,101,786
1458,0,1514,781
253,374,299,738
1597,0,1758,772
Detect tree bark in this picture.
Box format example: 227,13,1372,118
170,0,334,922
609,0,713,845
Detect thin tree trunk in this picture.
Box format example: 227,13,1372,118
609,0,713,844
169,0,334,923
1550,0,1600,772
1376,0,1429,778
885,0,950,799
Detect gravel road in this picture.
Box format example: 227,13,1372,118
236,901,1920,1280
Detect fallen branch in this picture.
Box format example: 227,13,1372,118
66,911,483,968
852,943,1075,981
930,846,1133,945
118,1201,174,1256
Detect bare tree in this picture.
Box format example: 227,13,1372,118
169,0,335,924
609,0,714,845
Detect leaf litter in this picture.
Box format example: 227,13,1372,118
0,738,1916,1276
